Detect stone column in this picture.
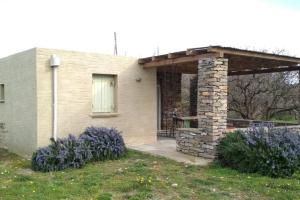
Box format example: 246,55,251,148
176,58,228,159
197,58,228,154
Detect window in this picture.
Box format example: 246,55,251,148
92,74,117,113
0,84,4,103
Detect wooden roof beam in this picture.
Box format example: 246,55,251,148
186,48,212,56
151,54,168,61
138,57,151,64
157,66,197,74
229,65,300,76
208,47,300,63
228,63,293,71
167,51,186,59
142,52,220,68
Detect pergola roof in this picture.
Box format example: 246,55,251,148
138,46,300,75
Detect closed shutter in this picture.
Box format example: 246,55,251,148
92,75,115,113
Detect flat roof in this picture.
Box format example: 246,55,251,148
139,46,300,75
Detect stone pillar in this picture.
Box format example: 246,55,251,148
197,58,228,137
176,58,228,159
197,58,228,156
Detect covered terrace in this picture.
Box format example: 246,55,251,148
139,46,300,158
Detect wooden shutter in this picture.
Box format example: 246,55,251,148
92,75,115,112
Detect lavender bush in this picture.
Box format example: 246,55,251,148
218,126,300,178
32,135,92,172
32,127,126,172
79,127,126,161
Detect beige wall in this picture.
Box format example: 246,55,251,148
0,49,37,156
36,48,157,148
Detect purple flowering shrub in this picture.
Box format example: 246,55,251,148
32,135,92,172
32,127,126,172
218,127,300,178
79,127,126,161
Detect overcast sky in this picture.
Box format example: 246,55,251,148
0,0,300,58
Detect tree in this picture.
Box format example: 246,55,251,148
228,71,299,120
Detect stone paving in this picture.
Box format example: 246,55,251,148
129,137,212,166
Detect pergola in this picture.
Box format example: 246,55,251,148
139,46,300,75
139,46,300,158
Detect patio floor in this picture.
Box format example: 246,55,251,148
128,137,212,166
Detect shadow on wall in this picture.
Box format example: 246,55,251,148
0,122,7,149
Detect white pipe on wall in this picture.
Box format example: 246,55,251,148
50,55,60,141
52,67,58,140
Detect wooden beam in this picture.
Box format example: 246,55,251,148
228,66,300,76
186,49,197,55
143,53,219,68
138,57,152,64
157,65,197,74
167,51,186,59
228,63,299,73
208,47,300,63
151,54,168,61
227,55,294,70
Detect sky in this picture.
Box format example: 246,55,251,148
0,0,300,58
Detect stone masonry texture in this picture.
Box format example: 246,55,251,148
176,58,228,158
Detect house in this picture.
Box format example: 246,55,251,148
1,46,300,157
0,48,157,156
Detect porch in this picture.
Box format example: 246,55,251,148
129,137,212,166
139,46,300,158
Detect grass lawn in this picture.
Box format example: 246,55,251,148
1,148,300,200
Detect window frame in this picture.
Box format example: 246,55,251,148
0,84,4,103
91,74,118,116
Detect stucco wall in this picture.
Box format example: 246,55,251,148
0,122,7,149
36,48,157,148
0,49,37,155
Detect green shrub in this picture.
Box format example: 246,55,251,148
218,127,300,178
217,131,254,172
